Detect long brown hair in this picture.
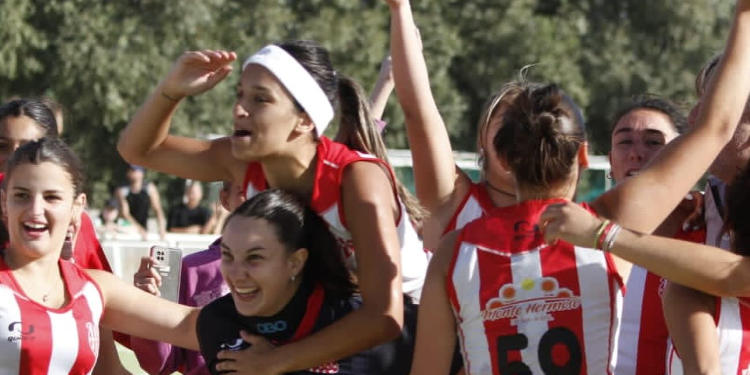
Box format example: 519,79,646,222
278,40,426,227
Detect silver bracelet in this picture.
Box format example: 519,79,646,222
602,224,622,253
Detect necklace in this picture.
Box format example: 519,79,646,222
4,254,61,304
484,180,516,198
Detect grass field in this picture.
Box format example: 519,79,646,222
116,343,150,375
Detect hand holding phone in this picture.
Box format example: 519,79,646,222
134,256,162,296
149,246,183,302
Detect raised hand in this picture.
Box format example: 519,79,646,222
539,201,603,248
133,256,162,296
160,50,237,100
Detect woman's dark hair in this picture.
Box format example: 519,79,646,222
4,137,85,196
727,165,750,256
0,98,59,138
223,189,357,298
277,40,426,227
610,95,687,137
494,83,586,192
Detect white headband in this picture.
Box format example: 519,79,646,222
242,45,334,136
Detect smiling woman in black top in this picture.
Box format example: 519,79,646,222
197,189,416,374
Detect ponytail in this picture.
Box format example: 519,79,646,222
335,76,427,227
494,84,586,191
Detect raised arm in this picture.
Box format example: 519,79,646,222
541,201,750,297
385,0,465,211
117,50,244,182
369,55,395,120
593,0,750,233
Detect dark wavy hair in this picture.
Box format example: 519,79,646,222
0,98,59,138
223,189,356,298
5,137,85,197
610,95,687,138
275,40,425,228
494,83,586,192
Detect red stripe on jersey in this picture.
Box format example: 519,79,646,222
633,272,668,375
69,296,97,374
539,242,587,374
17,295,53,374
737,298,750,374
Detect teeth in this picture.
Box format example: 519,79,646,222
25,223,46,230
234,287,258,294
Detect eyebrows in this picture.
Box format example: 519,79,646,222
613,127,668,137
220,242,266,254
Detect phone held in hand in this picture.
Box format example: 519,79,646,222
150,246,183,302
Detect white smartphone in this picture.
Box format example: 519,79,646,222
149,246,183,302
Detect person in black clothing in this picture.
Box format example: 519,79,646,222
168,180,211,233
197,189,416,375
116,164,167,239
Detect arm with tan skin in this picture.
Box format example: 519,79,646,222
592,0,750,234
410,231,461,375
87,269,200,351
117,50,244,183
663,283,721,375
386,0,470,215
540,201,750,297
214,162,404,375
146,182,167,239
369,55,395,120
92,329,132,375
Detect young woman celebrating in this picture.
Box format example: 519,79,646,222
538,163,750,374
0,138,200,374
0,98,127,374
385,0,519,251
197,189,415,374
118,40,426,373
407,0,750,372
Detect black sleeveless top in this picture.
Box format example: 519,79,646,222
125,184,151,228
197,282,417,375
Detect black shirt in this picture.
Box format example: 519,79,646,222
197,282,417,375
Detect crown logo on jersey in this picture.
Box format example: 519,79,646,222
481,277,581,325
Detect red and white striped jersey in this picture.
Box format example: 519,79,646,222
243,136,427,300
447,199,624,375
442,182,494,235
668,297,750,375
617,228,706,375
0,257,104,375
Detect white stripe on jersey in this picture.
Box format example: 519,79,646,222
616,265,647,375
509,246,546,374
452,242,489,374
0,286,22,374
576,246,619,374
718,297,743,375
668,298,745,375
47,311,79,374
454,196,484,231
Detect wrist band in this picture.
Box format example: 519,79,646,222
602,224,622,253
593,219,611,249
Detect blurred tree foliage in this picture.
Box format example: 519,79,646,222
0,0,733,207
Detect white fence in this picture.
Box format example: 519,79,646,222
100,232,218,282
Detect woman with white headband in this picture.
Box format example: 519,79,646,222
118,41,427,374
